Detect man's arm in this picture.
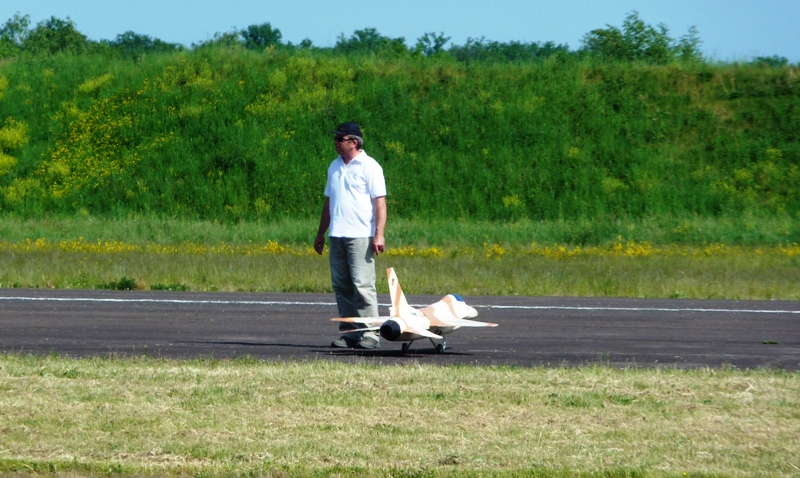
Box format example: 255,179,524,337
314,197,331,255
372,196,386,254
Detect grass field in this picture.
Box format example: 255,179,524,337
0,354,798,477
2,243,799,300
1,216,799,299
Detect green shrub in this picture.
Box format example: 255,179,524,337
97,276,137,290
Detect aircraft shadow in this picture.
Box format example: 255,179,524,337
319,348,474,358
177,341,321,349
176,341,474,358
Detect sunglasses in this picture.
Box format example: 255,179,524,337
335,136,354,143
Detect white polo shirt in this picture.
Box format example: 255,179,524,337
324,150,386,238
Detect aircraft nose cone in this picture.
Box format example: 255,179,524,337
380,319,403,341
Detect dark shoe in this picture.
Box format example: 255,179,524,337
331,336,356,348
355,337,380,350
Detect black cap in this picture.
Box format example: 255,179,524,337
332,121,363,137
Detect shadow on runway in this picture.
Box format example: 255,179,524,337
178,340,474,358
319,348,474,358
177,341,321,349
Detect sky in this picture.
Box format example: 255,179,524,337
2,0,799,63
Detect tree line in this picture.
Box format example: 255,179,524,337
0,11,742,65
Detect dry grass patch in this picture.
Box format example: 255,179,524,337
0,354,798,476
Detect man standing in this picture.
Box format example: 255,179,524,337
314,122,387,349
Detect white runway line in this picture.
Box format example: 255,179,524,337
0,296,337,307
1,296,798,314
482,305,800,314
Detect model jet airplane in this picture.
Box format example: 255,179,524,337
331,267,497,353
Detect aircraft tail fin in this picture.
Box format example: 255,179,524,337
386,267,414,317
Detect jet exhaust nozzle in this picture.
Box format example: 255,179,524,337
379,319,404,341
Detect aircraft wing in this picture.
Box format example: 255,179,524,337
405,326,443,340
335,326,380,334
331,316,390,326
331,316,444,340
443,318,498,328
340,325,443,339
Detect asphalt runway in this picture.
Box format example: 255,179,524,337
1,288,798,370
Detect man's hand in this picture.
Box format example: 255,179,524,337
372,196,386,255
373,234,385,255
314,233,326,255
315,198,330,255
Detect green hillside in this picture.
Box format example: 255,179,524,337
0,14,798,225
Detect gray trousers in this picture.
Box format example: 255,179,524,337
329,236,379,340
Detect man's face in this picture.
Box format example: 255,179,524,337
334,135,358,156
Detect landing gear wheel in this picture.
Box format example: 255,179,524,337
401,342,411,352
435,343,446,354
